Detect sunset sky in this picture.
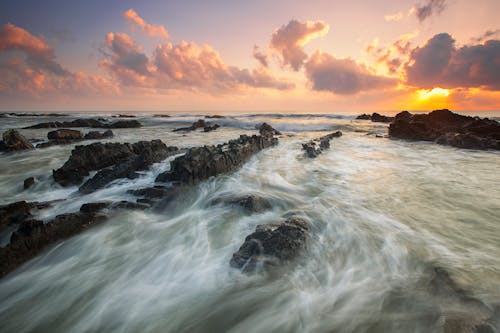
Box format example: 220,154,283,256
0,0,499,113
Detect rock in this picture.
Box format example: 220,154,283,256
389,109,500,150
76,142,178,193
79,201,112,213
156,134,278,185
356,114,371,120
302,131,342,158
153,114,171,118
230,216,309,272
112,114,136,118
53,140,173,187
0,201,34,231
221,194,272,213
47,129,83,141
23,177,35,189
128,186,170,199
0,129,34,151
257,122,281,136
205,115,225,119
83,130,113,140
371,113,394,123
173,119,207,132
24,118,141,129
203,124,220,132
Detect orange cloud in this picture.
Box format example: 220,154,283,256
270,19,329,71
123,9,169,39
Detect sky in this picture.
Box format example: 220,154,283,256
0,0,499,113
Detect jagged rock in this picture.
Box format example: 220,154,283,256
76,142,178,193
218,194,272,213
230,216,309,272
302,131,342,158
24,118,141,129
83,130,113,140
47,129,83,141
23,177,35,189
355,113,394,123
53,140,174,187
156,134,278,185
389,109,500,150
0,129,34,151
257,122,281,136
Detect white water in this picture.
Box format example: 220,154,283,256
0,113,499,332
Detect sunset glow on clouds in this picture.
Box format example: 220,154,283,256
0,0,499,112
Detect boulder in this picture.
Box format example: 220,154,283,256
156,134,278,185
47,129,83,141
203,124,220,132
221,194,272,213
356,114,371,120
0,129,34,151
389,109,500,150
302,131,342,158
23,177,35,189
83,130,114,140
230,216,309,272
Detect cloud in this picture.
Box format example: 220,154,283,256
304,50,397,94
384,12,404,22
471,29,500,43
0,23,67,75
270,19,329,71
154,40,293,91
253,45,268,67
123,9,169,39
414,0,446,22
405,33,500,90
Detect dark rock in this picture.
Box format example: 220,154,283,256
257,122,281,136
77,142,178,193
47,129,83,141
53,140,174,187
79,202,112,213
112,201,150,210
24,118,141,129
302,131,342,158
173,119,207,132
0,129,34,151
371,113,394,123
112,114,136,118
83,130,113,140
230,216,309,272
153,114,171,118
203,124,220,132
23,177,35,189
356,114,371,120
156,134,278,185
222,194,272,213
389,109,500,150
0,201,34,231
128,186,170,199
205,115,225,119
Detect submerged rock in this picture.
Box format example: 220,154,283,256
389,109,500,150
156,133,278,185
24,118,141,129
230,216,309,273
53,140,175,187
302,131,342,158
217,194,272,213
0,129,34,152
23,177,35,189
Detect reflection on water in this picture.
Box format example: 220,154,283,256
0,113,499,332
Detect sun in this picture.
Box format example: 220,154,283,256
417,87,450,100
407,87,452,110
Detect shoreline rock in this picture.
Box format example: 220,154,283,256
302,131,342,158
173,119,220,132
356,113,394,123
389,109,500,150
230,216,309,273
0,129,34,152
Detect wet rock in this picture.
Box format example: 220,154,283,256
0,129,34,151
230,216,309,273
156,134,278,185
153,114,171,118
389,109,500,150
128,186,170,199
112,114,136,118
24,118,141,129
77,142,178,193
53,140,174,187
257,122,281,136
23,177,35,189
0,201,34,231
220,194,272,213
203,124,220,132
302,131,342,158
356,113,394,122
79,201,112,213
205,115,225,119
83,130,113,140
47,129,83,141
173,119,208,132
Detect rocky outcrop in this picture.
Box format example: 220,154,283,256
37,129,114,148
47,129,83,141
173,119,220,132
78,144,179,193
24,118,141,129
53,140,176,187
230,216,309,273
156,133,278,185
0,129,34,152
356,113,394,123
257,122,281,136
83,130,113,140
389,109,500,150
302,131,342,158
